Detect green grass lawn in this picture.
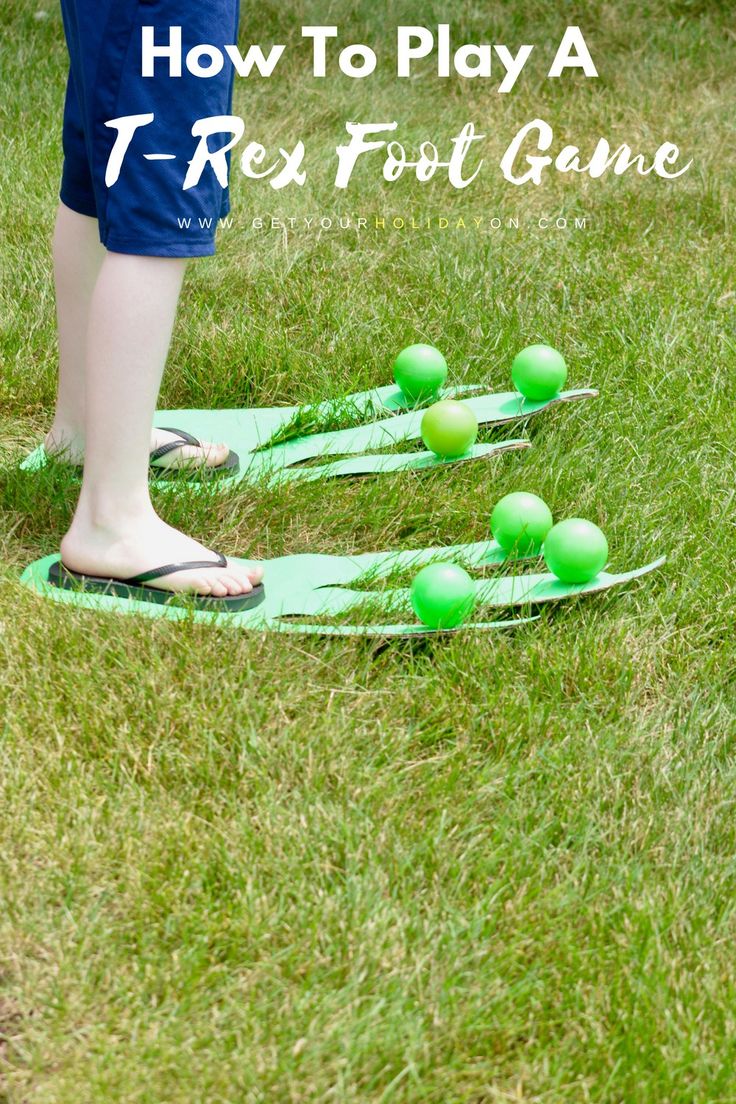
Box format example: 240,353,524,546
1,1,735,1100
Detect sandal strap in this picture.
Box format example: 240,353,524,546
127,552,227,585
149,427,202,464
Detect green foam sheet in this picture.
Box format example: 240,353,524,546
21,385,597,487
20,541,664,638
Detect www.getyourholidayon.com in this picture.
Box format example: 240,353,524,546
172,213,591,234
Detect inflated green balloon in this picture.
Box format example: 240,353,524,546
543,518,608,583
511,344,568,401
410,562,476,629
420,400,478,459
491,492,553,555
393,344,448,402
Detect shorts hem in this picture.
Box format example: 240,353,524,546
59,187,98,221
102,234,218,258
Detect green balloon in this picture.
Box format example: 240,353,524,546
393,344,448,402
491,492,553,555
511,344,568,401
543,519,609,583
410,562,476,630
420,400,478,459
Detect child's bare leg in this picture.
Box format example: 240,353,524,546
47,202,230,472
60,252,262,597
46,203,104,458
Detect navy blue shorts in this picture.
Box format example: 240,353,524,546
60,0,240,257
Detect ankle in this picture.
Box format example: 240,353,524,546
73,487,154,535
46,421,85,455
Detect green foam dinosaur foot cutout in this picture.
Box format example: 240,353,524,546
20,385,597,487
20,538,663,638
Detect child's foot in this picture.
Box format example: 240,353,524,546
45,427,231,472
60,510,263,597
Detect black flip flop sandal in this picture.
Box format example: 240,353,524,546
47,553,264,613
149,427,240,480
47,428,239,481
